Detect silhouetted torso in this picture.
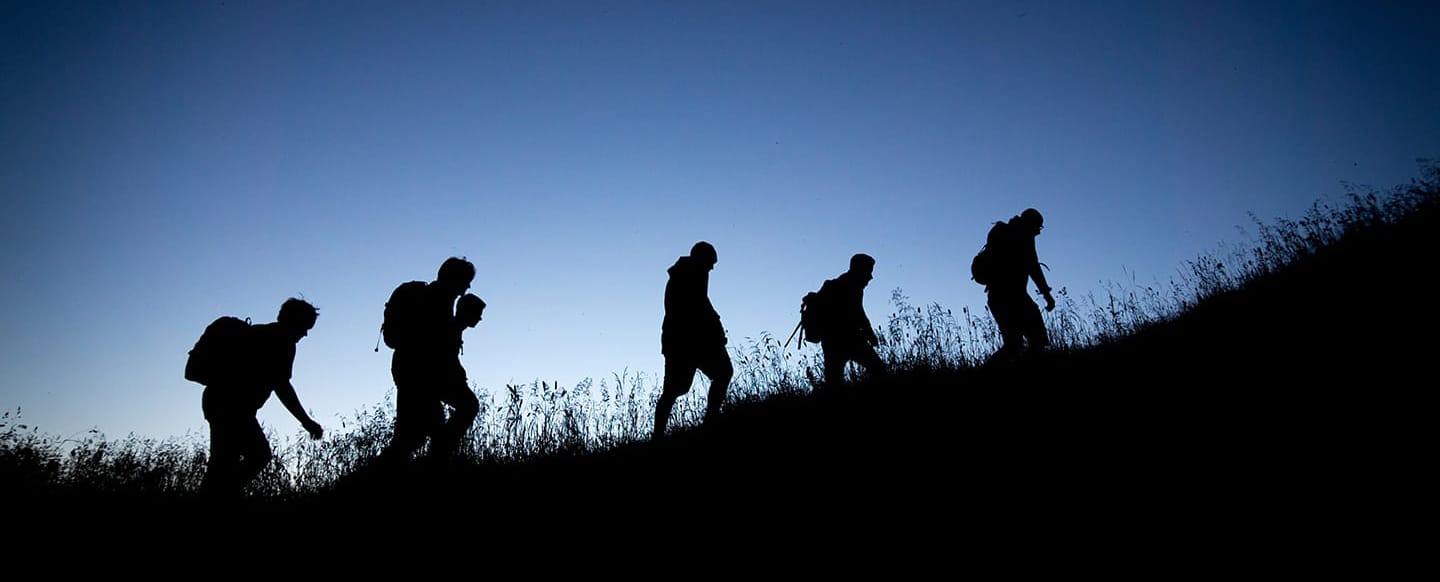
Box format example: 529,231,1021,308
394,283,460,364
988,219,1042,292
662,256,724,353
823,271,875,341
205,322,295,416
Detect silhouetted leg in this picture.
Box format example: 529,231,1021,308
387,378,444,462
233,417,272,487
655,357,697,440
822,341,849,387
202,413,269,497
697,344,733,421
387,387,423,460
203,416,241,497
386,354,432,461
1019,297,1049,354
433,375,479,458
853,342,887,377
988,290,1026,362
201,386,255,498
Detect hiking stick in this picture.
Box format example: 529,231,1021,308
783,320,803,349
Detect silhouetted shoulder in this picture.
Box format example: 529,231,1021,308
668,256,700,277
249,322,296,383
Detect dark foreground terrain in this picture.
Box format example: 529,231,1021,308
9,183,1434,567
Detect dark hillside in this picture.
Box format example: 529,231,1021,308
297,191,1434,550
493,186,1433,541
10,176,1435,560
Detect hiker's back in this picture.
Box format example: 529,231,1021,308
974,220,1031,288
804,274,870,343
828,273,871,337
383,281,440,352
185,316,255,387
662,256,722,348
799,278,839,344
187,317,283,413
247,322,296,386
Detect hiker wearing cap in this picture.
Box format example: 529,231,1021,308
982,208,1056,363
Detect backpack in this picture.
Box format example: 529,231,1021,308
970,221,1009,286
381,281,429,350
799,280,837,344
184,316,254,386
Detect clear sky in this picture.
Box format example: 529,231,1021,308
3,1,1437,441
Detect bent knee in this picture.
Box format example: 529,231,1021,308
452,395,479,418
711,364,734,384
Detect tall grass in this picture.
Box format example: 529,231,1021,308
5,160,1436,500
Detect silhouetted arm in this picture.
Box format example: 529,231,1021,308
1025,239,1056,311
844,280,877,345
273,381,323,439
1029,264,1051,295
859,299,877,346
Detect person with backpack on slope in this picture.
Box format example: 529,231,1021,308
980,208,1057,364
381,257,482,463
654,241,733,441
190,297,324,498
814,253,887,389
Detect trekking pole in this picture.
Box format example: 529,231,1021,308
783,320,803,349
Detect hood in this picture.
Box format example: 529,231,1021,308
668,255,703,276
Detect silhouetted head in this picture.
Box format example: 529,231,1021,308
456,293,486,329
277,298,318,341
849,253,875,284
689,241,718,270
1018,208,1044,235
436,257,476,297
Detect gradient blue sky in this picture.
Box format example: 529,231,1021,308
3,1,1437,441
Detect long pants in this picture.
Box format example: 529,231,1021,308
202,385,271,497
388,353,480,460
987,287,1048,357
654,343,733,438
822,337,886,387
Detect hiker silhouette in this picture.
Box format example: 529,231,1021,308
193,298,324,499
381,257,483,463
982,208,1056,363
654,241,733,440
815,253,888,388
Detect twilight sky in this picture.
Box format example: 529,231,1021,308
3,0,1437,441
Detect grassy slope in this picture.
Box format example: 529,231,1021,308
13,185,1433,561
288,195,1434,552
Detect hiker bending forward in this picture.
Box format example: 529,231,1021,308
201,298,324,497
654,241,733,440
820,253,887,387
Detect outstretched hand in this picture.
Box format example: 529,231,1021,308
1043,291,1056,312
303,419,324,440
